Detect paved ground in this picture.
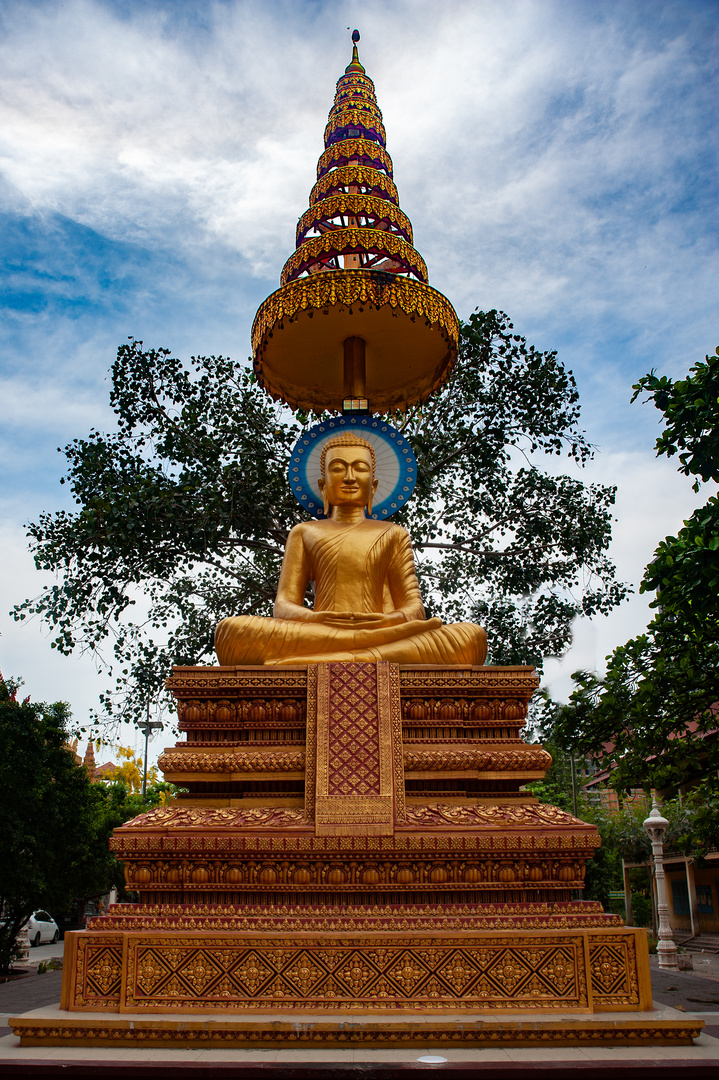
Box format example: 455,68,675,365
0,971,63,1034
648,946,719,1044
663,948,719,979
27,942,65,964
650,962,719,1023
0,942,64,1036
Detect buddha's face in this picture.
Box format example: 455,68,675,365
319,444,378,509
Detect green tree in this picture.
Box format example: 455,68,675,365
637,347,719,633
525,693,580,813
0,669,182,976
525,694,626,907
102,745,162,793
14,311,627,726
557,347,719,813
0,677,104,972
88,777,178,902
0,675,178,972
533,687,719,915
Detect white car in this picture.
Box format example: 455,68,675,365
26,910,59,946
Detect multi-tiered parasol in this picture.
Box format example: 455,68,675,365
252,31,459,414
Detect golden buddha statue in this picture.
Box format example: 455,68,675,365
215,434,486,666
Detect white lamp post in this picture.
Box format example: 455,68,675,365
643,795,679,971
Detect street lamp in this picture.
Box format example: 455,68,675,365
138,703,163,798
643,794,679,971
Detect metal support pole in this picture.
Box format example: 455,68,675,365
138,705,163,799
570,756,578,818
643,795,679,970
343,336,366,398
142,701,149,798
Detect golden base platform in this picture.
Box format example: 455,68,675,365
11,1005,702,1049
28,663,692,1047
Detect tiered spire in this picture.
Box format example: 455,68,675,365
83,740,97,780
284,39,427,286
252,32,458,414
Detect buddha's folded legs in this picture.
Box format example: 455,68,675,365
215,615,303,666
215,615,486,667
358,622,487,666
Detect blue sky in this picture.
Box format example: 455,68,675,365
0,0,717,756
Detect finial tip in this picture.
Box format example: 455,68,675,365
345,29,365,74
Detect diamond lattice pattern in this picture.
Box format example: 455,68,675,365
125,941,585,1009
327,663,381,796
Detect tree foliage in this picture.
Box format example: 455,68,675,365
0,677,177,972
88,777,178,906
0,678,104,972
526,694,626,907
636,348,719,626
103,745,160,793
14,310,627,726
556,347,719,802
528,693,719,912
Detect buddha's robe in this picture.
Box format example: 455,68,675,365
215,518,486,666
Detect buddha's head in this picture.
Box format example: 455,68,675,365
318,435,378,516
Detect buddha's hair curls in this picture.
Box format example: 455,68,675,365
319,434,376,477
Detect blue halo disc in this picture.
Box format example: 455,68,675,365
287,416,417,519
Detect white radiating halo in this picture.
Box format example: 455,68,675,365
287,416,418,519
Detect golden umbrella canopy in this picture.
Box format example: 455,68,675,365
252,33,458,414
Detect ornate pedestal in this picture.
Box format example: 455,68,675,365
12,664,700,1047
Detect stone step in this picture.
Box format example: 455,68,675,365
683,934,719,954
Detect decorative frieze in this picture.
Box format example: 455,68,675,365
60,928,650,1015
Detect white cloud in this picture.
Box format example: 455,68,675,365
1,0,713,332
0,519,170,769
0,520,109,719
0,375,108,434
